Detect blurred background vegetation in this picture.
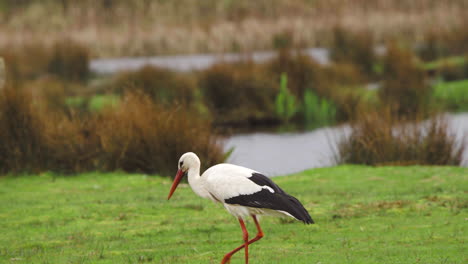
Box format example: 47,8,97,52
0,0,467,175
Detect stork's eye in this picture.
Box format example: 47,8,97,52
179,161,183,167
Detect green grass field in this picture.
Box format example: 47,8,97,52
0,166,466,263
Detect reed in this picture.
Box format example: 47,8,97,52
337,109,464,166
1,1,465,57
379,43,430,117
98,92,224,176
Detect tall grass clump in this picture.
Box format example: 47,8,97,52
379,43,430,117
417,21,468,61
199,62,278,126
0,43,50,84
47,40,90,82
266,49,326,97
41,112,102,173
330,27,377,79
337,110,464,166
275,73,297,123
431,57,468,82
0,40,90,84
0,57,5,89
98,92,224,176
113,66,195,105
0,86,47,173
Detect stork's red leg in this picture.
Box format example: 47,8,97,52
220,216,264,264
249,215,264,243
221,218,249,264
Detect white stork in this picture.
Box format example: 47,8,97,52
167,152,313,264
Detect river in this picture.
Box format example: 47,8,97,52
90,48,330,74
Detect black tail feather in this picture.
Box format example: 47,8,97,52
283,194,314,224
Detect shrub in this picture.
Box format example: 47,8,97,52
379,43,430,117
47,40,90,82
417,21,468,61
0,86,47,173
322,62,367,87
266,49,325,97
98,92,224,176
0,42,50,84
41,112,102,173
337,109,464,166
0,40,90,84
199,62,278,126
0,57,5,88
330,27,376,78
437,61,468,82
113,66,195,105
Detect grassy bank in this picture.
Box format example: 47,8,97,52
0,166,466,263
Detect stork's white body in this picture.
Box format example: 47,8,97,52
167,152,313,264
190,163,295,219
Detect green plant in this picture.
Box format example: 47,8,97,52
302,89,336,128
275,73,297,122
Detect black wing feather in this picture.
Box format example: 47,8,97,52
249,173,286,194
225,173,314,224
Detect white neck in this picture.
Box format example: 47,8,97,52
187,165,210,199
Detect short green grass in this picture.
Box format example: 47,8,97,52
433,79,468,111
0,166,466,263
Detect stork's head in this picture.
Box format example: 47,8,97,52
167,152,200,200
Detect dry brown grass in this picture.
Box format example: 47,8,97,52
0,40,90,83
98,92,224,175
266,49,325,97
0,86,47,173
199,62,279,126
0,83,223,175
330,27,377,78
337,109,464,166
1,0,466,57
379,43,430,117
112,66,195,106
41,112,101,173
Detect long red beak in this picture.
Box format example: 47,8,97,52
167,169,184,200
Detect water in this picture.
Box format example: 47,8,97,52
90,48,329,74
224,113,468,176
